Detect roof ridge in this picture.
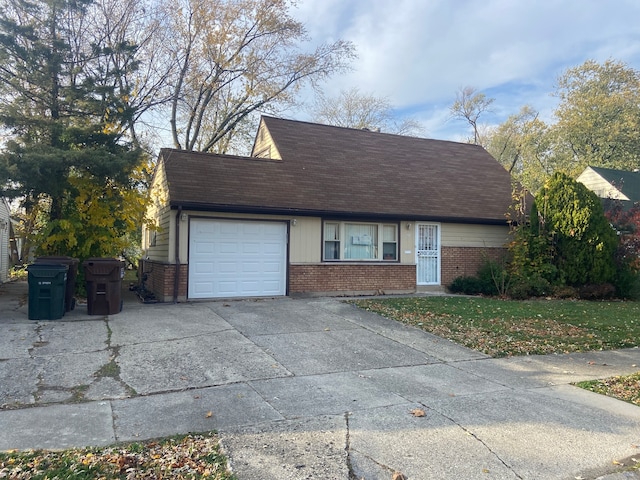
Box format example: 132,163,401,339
260,115,483,147
160,148,280,164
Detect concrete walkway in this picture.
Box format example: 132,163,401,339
1,280,640,479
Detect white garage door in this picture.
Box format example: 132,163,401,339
188,219,287,298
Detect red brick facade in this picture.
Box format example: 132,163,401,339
142,247,507,301
289,263,416,295
441,246,507,286
140,260,188,302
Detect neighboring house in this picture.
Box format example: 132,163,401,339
577,166,640,210
0,197,10,283
143,116,516,302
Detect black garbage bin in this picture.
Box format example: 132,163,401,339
35,256,79,312
27,263,68,320
83,258,125,315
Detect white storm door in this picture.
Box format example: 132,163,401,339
416,223,440,285
189,219,287,298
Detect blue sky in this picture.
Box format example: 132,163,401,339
288,0,640,141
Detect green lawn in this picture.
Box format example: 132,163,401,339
352,295,640,411
352,296,640,357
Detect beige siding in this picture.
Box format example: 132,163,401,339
251,119,282,160
289,217,321,262
158,212,509,268
143,207,171,262
143,160,171,262
399,222,415,264
441,223,509,248
577,167,628,200
397,222,508,263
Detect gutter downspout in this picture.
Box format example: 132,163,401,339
174,206,182,303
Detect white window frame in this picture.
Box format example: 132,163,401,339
323,221,399,261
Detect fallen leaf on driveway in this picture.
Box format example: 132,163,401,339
205,411,213,418
410,408,426,417
392,472,407,480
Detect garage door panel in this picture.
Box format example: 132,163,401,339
219,222,240,234
194,242,214,254
261,281,281,292
242,242,261,254
194,262,214,274
242,262,260,274
262,261,283,273
218,242,239,254
217,261,238,274
240,280,260,292
189,219,287,298
217,281,240,295
192,282,214,296
263,242,284,254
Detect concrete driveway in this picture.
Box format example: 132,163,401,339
1,280,640,479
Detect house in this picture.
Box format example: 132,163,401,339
142,116,516,302
0,197,10,283
577,166,640,210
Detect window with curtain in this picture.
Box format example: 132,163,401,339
323,222,398,261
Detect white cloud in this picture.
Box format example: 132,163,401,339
292,0,640,140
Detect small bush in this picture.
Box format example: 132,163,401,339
578,283,616,300
613,266,640,300
449,259,511,297
477,259,509,296
448,276,485,295
551,285,578,299
507,273,552,300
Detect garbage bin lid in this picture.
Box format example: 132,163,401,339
27,263,69,277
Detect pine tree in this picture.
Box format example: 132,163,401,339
0,0,147,258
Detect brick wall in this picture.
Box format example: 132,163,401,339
441,246,507,287
142,247,507,301
140,260,187,302
289,263,416,295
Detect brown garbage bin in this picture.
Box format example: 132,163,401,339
83,258,124,315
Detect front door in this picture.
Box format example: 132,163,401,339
416,223,440,285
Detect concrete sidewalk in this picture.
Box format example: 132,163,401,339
1,280,640,479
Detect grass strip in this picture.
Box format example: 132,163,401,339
0,432,235,479
576,372,640,407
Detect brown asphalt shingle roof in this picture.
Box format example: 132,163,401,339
160,116,515,224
